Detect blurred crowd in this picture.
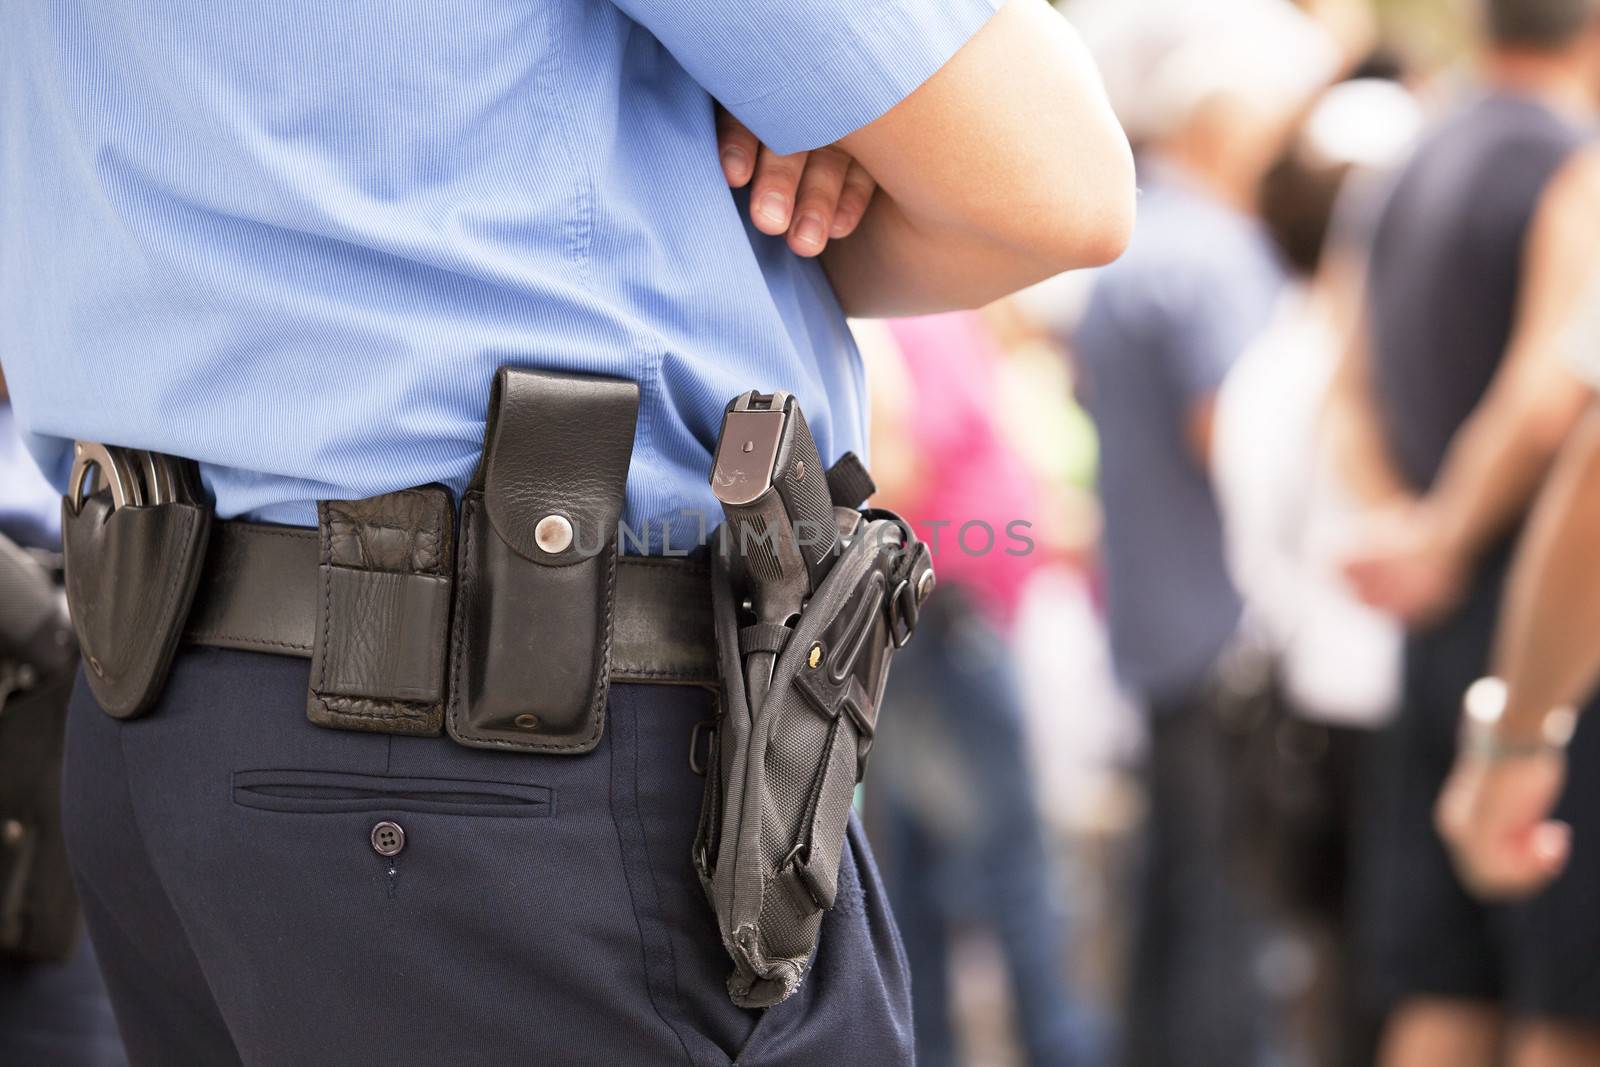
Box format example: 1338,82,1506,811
852,1,1600,1066
10,0,1600,1065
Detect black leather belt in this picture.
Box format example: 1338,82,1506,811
183,520,718,686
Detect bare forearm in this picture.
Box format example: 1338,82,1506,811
1495,407,1600,737
1327,402,1409,505
822,191,1088,317
1422,363,1589,564
827,0,1133,316
1326,339,1410,505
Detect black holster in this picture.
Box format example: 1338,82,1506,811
695,509,932,1008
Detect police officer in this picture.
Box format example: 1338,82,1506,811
0,1,1132,1063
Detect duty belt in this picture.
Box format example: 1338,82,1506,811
60,368,716,750
183,519,715,685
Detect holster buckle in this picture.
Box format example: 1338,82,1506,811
887,540,933,648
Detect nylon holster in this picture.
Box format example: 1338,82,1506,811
695,509,933,1008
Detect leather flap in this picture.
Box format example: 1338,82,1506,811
61,496,212,719
473,368,639,566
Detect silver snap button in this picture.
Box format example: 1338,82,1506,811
370,820,405,858
534,514,573,554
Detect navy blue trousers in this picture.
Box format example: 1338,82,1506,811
62,647,913,1066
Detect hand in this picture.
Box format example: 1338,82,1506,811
1341,502,1468,626
1436,747,1571,899
716,109,878,259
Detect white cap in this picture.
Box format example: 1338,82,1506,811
1301,78,1424,169
1069,0,1342,143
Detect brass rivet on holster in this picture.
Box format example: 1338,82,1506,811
534,514,573,554
514,713,541,730
807,643,823,670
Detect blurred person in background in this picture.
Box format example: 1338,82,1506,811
0,370,125,1067
1333,1,1600,1063
1212,77,1421,1067
1067,4,1339,1066
859,313,1093,1067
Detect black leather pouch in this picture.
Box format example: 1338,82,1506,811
61,495,212,719
447,368,639,753
307,486,455,737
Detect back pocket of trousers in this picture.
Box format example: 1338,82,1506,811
231,770,553,818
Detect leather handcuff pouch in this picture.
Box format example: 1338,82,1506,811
446,367,640,753
61,446,212,719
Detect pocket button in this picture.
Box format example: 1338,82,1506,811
370,820,406,857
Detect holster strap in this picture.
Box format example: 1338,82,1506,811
184,521,717,685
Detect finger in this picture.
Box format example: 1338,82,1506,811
1462,819,1570,900
831,162,878,239
789,147,852,257
1434,775,1470,843
715,109,759,188
749,147,808,236
1532,819,1572,876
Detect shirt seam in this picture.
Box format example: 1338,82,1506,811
547,4,593,286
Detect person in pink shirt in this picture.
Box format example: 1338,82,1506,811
862,311,1093,1067
877,312,1043,627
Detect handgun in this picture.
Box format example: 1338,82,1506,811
710,391,840,707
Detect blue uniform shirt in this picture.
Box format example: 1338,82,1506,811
1,0,999,543
1073,164,1285,703
0,404,62,550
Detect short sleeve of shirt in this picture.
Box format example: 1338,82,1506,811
612,0,1002,154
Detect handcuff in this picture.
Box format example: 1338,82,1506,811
67,441,205,515
1459,676,1579,763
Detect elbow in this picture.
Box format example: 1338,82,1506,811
1071,130,1138,267
1015,128,1137,273
1510,365,1594,459
1070,177,1136,268
1074,131,1137,267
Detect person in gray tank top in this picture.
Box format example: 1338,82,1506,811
1334,2,1600,1065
